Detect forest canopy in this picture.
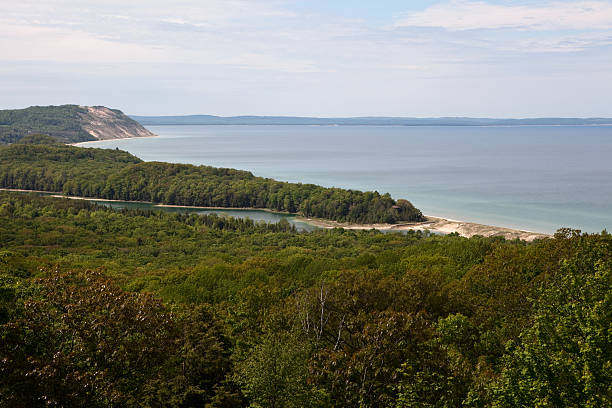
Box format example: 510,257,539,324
0,105,94,144
0,192,610,407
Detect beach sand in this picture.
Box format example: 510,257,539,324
71,134,158,147
295,215,550,241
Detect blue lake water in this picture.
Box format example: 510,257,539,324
79,125,612,234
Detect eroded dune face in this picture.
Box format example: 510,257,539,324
80,106,156,140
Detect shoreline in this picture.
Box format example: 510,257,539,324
297,215,550,241
0,189,301,214
141,123,612,128
71,134,158,146
1,188,551,241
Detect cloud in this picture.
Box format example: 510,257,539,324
516,33,612,52
395,1,612,31
0,0,318,72
1,0,612,116
0,24,175,63
0,0,441,74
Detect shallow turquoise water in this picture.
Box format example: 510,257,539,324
79,125,612,234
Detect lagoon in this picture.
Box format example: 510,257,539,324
32,193,319,232
78,125,612,234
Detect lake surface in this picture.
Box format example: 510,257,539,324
79,125,612,234
36,194,318,232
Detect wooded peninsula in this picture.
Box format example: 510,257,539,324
0,135,424,224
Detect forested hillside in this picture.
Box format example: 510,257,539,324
0,192,610,407
0,105,155,144
0,141,424,223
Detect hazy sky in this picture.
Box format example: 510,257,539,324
1,0,611,116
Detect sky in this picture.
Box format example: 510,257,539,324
1,0,611,117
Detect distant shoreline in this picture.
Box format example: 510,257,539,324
130,114,612,127
139,123,612,128
0,188,551,241
71,134,158,146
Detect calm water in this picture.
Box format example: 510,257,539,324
49,196,318,232
79,125,612,234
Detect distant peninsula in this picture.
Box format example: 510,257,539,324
0,105,156,144
131,114,612,127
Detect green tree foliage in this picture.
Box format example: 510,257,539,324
0,143,424,223
291,272,437,407
0,105,94,144
0,192,609,407
394,314,476,408
490,232,612,407
0,270,235,407
0,250,32,325
233,329,327,408
0,271,180,406
0,105,150,144
15,134,64,145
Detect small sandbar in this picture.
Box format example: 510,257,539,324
297,215,550,241
71,134,158,146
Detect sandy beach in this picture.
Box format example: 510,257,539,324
71,134,158,147
297,215,550,241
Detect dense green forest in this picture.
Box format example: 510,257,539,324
0,139,424,224
0,105,95,144
0,192,610,407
